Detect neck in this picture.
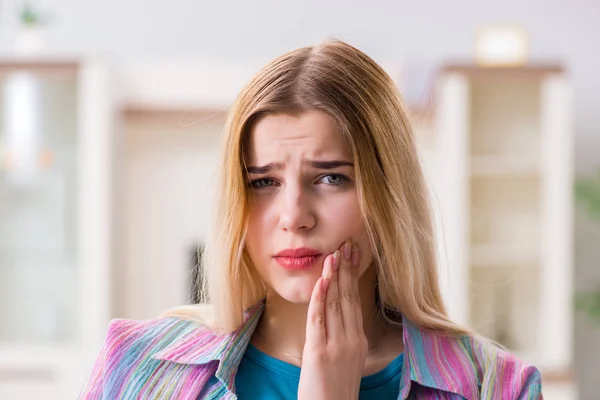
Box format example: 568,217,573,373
251,268,387,363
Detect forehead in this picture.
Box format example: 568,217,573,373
246,111,351,163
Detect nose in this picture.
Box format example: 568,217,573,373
278,182,316,233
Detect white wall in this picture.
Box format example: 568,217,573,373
0,0,598,172
116,112,224,320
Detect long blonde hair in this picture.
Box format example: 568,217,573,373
169,39,468,336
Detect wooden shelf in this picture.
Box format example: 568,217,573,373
440,63,564,81
470,243,539,268
470,155,540,177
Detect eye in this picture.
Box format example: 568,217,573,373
319,174,348,185
249,178,275,189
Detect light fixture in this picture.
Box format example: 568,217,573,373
474,25,529,67
1,72,44,186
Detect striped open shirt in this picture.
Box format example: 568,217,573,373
79,303,543,399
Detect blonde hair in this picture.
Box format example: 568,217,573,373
169,39,469,336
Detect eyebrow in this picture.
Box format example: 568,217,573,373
246,160,354,174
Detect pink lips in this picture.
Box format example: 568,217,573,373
274,247,322,271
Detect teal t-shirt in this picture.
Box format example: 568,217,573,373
235,343,403,399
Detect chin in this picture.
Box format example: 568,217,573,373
270,277,318,305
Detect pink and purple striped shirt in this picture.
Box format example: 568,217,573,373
79,303,543,399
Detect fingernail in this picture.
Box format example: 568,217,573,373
343,240,352,260
352,244,359,266
332,250,340,271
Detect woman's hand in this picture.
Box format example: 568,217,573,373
298,240,367,400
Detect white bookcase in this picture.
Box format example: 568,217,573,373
0,58,115,399
429,64,574,391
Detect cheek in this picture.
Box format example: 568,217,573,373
332,192,363,233
322,195,373,266
245,203,269,263
245,198,282,272
333,198,362,232
247,194,278,232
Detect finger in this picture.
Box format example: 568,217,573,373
351,244,364,332
324,251,344,342
305,275,328,346
339,240,361,336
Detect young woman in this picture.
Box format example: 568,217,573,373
80,40,543,399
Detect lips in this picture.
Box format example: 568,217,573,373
274,247,322,271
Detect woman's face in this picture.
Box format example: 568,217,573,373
245,110,374,304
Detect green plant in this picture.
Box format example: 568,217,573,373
19,2,49,27
574,170,600,325
576,171,600,217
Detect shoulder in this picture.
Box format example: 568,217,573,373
102,304,218,362
104,303,213,345
103,315,197,353
80,305,219,399
402,319,542,399
462,334,543,398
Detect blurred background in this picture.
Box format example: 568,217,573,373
0,0,598,399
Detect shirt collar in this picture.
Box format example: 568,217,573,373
154,303,479,400
153,303,263,394
399,318,480,399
